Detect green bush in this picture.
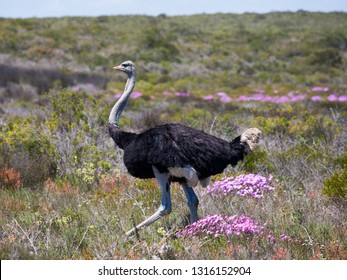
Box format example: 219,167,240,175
251,116,289,135
0,117,57,187
322,169,347,203
241,149,274,173
46,89,89,131
308,48,343,67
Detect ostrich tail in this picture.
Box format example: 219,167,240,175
241,128,262,151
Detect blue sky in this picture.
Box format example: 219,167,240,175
1,0,347,18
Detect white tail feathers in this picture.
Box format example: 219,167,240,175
168,166,199,188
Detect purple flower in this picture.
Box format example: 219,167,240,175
338,95,347,102
267,234,276,243
238,95,249,101
312,86,329,92
176,214,264,238
175,92,190,97
280,234,292,241
250,94,265,101
205,174,274,199
275,96,291,104
163,91,172,96
131,91,143,99
202,95,214,101
216,92,228,97
311,96,322,101
219,95,232,103
290,94,306,102
72,86,80,92
114,93,122,99
327,94,338,101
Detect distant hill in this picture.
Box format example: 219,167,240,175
1,12,346,96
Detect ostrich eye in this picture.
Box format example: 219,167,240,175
122,63,129,68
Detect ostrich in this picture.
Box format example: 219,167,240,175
109,60,261,236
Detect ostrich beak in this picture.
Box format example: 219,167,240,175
113,65,123,71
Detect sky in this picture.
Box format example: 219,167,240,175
1,0,347,18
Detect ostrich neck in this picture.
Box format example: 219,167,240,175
109,72,136,127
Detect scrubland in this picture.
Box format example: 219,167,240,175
0,12,346,259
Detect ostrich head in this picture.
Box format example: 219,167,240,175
113,60,135,77
241,128,262,151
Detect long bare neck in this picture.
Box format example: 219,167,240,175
109,71,136,127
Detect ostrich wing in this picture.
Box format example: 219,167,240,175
167,124,232,177
123,124,190,178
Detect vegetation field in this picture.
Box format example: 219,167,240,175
0,12,346,260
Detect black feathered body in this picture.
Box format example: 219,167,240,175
109,123,250,181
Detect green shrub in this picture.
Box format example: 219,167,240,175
241,149,274,173
251,116,289,135
322,169,347,203
139,25,179,62
46,89,89,131
0,117,57,187
308,48,342,67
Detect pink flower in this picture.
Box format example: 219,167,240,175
327,94,338,101
131,91,142,99
175,92,190,97
261,96,276,103
250,94,265,101
205,174,274,199
220,95,232,103
280,234,293,242
176,214,264,238
114,93,122,99
202,95,214,101
275,96,290,104
163,91,172,96
338,95,347,102
238,95,249,101
216,92,228,97
72,86,80,92
311,96,322,101
290,94,306,102
312,86,329,92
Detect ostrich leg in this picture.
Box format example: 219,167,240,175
182,183,199,223
126,167,172,236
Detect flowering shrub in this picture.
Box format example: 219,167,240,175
205,174,274,199
176,214,264,238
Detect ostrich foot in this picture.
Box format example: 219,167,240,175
126,205,171,236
